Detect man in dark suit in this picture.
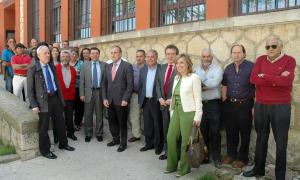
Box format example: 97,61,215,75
80,47,105,142
156,44,178,160
27,45,75,159
139,49,163,155
103,45,133,152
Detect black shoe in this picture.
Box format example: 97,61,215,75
140,146,154,152
117,145,127,152
59,145,75,151
97,136,103,142
243,169,265,177
159,154,167,160
42,152,57,159
155,149,163,155
213,159,222,168
74,126,81,131
85,136,92,142
67,133,78,141
107,140,120,147
54,137,58,144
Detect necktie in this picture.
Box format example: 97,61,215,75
93,62,98,88
112,63,117,81
45,65,55,93
164,64,173,97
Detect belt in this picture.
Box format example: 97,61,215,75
48,91,57,97
145,97,154,100
202,99,220,104
92,87,100,90
15,74,27,77
228,97,249,103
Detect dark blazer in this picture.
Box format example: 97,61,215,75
102,60,133,106
138,64,161,108
155,63,176,100
80,60,105,103
27,61,65,112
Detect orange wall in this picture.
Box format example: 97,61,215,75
0,3,4,52
39,0,46,41
136,0,151,31
61,0,69,41
206,0,228,20
23,0,29,46
91,0,101,37
15,0,20,43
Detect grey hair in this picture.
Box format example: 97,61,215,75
60,49,72,58
266,35,283,46
201,48,213,56
147,49,158,57
37,45,49,54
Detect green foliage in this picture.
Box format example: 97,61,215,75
197,172,218,180
0,139,16,156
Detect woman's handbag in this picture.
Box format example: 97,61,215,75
186,125,206,168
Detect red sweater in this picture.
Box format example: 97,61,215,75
56,64,76,100
250,54,296,104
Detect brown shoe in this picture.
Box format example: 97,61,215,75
128,137,141,142
232,160,245,168
223,156,234,164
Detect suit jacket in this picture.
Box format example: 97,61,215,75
156,63,176,100
27,61,65,112
56,64,76,100
79,60,105,103
170,73,203,121
138,64,161,108
103,60,133,106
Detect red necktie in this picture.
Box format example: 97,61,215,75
111,63,117,81
164,64,173,97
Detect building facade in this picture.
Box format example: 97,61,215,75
1,0,300,170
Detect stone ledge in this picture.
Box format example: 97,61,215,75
70,9,300,46
0,154,20,164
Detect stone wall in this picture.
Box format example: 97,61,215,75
0,89,39,160
71,9,300,171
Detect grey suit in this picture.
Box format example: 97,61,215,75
80,60,105,137
155,63,176,152
103,60,133,146
27,62,68,155
139,64,163,150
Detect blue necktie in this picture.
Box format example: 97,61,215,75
45,65,55,93
93,63,98,88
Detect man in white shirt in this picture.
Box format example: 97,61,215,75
195,48,223,168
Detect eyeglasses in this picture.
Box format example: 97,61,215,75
265,45,278,50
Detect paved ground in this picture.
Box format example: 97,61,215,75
0,120,217,180
0,75,217,180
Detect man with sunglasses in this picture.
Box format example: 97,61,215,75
243,36,296,180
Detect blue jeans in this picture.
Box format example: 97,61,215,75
5,76,13,93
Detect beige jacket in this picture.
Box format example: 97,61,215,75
170,73,203,122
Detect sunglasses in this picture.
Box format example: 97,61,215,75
265,45,277,50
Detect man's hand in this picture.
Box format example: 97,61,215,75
165,99,172,105
159,98,167,106
32,107,40,114
103,99,109,108
222,96,227,102
281,71,290,77
193,120,201,127
258,73,265,78
80,96,85,102
121,101,128,107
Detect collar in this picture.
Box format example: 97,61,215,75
148,64,157,70
267,53,284,63
39,61,48,67
91,60,100,64
113,59,122,65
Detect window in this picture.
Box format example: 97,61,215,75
28,0,39,41
74,0,91,39
233,0,300,15
50,0,61,43
102,0,136,34
159,0,206,26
